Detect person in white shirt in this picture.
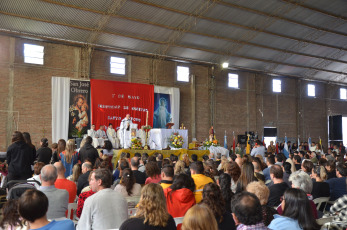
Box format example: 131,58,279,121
107,123,119,149
77,168,128,230
119,114,133,149
87,124,99,148
96,125,108,148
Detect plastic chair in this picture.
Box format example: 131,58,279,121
128,208,137,217
174,217,184,226
313,197,330,211
67,203,78,226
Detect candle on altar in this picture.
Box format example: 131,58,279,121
145,111,148,126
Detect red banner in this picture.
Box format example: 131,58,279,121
90,79,154,129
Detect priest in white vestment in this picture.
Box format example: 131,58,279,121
87,124,99,148
96,125,108,147
107,123,119,149
119,114,132,149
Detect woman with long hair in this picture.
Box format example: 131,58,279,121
164,173,196,218
67,164,81,184
60,139,79,177
0,200,27,230
52,139,66,164
204,159,218,181
235,162,257,193
22,132,36,158
145,161,161,184
225,162,241,193
325,159,337,179
174,160,187,175
311,165,330,199
269,188,320,230
36,137,52,165
114,168,141,198
119,183,176,230
182,204,218,230
6,131,35,180
218,173,234,213
201,183,236,230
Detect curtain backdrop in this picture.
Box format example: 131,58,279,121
91,79,154,129
154,86,180,129
51,77,70,143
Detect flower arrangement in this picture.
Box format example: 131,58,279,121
203,137,219,147
212,139,219,146
169,132,184,148
141,125,152,130
131,137,143,150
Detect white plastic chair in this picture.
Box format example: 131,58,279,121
67,203,78,225
313,197,330,211
128,208,137,217
174,217,184,226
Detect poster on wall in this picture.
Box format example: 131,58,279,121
153,93,172,128
90,79,154,130
68,80,91,139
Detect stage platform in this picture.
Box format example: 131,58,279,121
109,149,210,166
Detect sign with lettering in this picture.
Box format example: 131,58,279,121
90,79,154,129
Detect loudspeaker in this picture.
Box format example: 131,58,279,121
238,135,247,144
264,127,277,137
329,115,342,140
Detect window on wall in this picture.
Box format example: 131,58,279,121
307,84,315,97
341,88,347,100
177,66,189,82
24,44,44,65
273,79,281,93
228,73,239,88
110,57,126,75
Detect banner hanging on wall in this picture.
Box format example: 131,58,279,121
90,79,154,129
68,80,91,139
153,93,171,128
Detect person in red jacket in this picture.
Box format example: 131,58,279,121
163,173,196,218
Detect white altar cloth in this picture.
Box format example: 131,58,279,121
149,129,188,150
198,146,229,158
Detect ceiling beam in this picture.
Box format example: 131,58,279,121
217,0,347,37
129,0,347,52
37,0,347,65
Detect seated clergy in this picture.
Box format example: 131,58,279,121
87,124,99,148
96,125,108,148
107,123,119,149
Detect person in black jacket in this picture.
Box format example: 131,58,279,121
77,162,92,195
79,136,100,166
36,138,52,165
6,131,35,181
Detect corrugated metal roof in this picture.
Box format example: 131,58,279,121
0,0,346,83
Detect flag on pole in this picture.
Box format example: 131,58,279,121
283,136,289,158
224,131,228,149
308,137,312,150
319,136,322,147
297,137,300,151
275,137,279,154
232,134,236,153
246,134,250,154
262,135,265,146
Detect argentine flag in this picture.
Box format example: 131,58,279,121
283,136,289,159
308,137,312,150
297,137,300,151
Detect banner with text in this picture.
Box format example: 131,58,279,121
90,79,154,129
68,80,91,139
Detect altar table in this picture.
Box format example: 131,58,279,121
148,129,188,150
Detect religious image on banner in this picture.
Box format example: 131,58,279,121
153,93,171,128
68,80,90,138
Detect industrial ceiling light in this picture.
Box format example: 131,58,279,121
222,62,229,68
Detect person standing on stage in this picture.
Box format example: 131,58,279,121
120,114,132,149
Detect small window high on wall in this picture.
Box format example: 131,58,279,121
273,79,281,93
177,66,189,82
24,44,44,65
340,88,347,100
110,57,126,75
228,73,239,88
307,84,315,97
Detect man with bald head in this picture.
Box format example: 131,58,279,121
39,164,69,220
54,162,77,204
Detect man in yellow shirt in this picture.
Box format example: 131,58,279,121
190,161,214,203
160,165,174,189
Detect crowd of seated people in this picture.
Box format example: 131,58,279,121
1,130,347,229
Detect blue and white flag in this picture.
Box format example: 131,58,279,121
224,131,227,149
308,137,312,150
297,137,300,151
283,136,289,159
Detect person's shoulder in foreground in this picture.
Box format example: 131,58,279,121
32,219,74,230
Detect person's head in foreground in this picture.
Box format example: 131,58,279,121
269,188,320,230
231,191,263,227
182,204,218,230
136,183,171,227
18,189,74,229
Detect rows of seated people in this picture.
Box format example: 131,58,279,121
1,130,347,230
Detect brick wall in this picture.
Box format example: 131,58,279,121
1,34,347,151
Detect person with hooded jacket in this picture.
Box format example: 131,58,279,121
163,174,196,218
